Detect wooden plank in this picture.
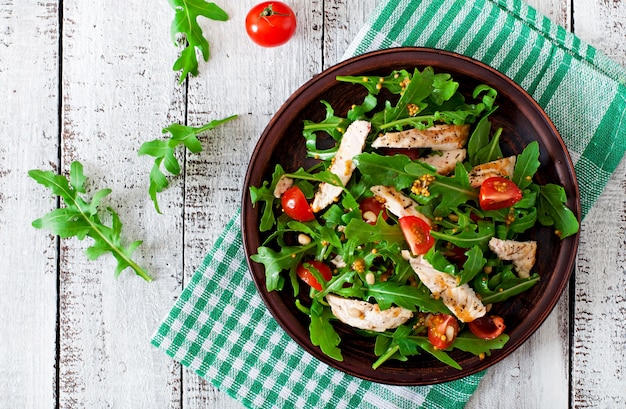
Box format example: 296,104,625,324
179,1,325,406
570,1,626,406
0,1,59,408
58,1,185,407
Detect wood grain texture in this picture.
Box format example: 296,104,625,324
58,0,184,407
1,0,625,408
0,1,59,408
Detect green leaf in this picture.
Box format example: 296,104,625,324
354,152,433,190
169,0,229,82
428,163,478,217
474,127,503,164
431,219,495,249
364,281,450,314
343,217,405,248
513,142,541,189
474,270,540,304
250,243,314,292
452,332,509,355
139,115,237,213
309,299,343,361
536,184,580,239
29,161,152,282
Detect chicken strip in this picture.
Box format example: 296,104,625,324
420,149,466,175
488,237,537,278
371,124,470,150
311,120,371,212
326,293,413,332
468,156,516,188
370,185,431,226
402,251,486,322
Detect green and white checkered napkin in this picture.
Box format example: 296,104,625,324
152,0,626,408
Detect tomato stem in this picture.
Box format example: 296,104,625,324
260,4,291,18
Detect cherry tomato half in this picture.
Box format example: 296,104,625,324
281,186,315,221
245,2,297,47
398,215,435,255
478,176,523,210
296,260,332,291
359,197,388,225
427,313,460,350
468,315,506,340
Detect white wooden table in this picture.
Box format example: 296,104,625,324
2,1,625,408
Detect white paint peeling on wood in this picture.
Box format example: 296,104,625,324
0,1,59,408
1,0,625,408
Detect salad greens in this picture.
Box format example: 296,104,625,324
168,0,229,83
249,67,579,369
29,161,151,282
138,115,237,213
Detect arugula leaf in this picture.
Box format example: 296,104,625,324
169,0,229,82
372,326,461,370
343,217,405,247
430,219,495,249
474,269,541,304
303,101,351,160
473,127,503,165
249,164,286,232
354,152,435,190
29,161,151,282
364,281,450,314
452,332,509,355
457,246,487,285
309,299,343,361
250,243,315,292
138,115,237,213
513,141,541,189
427,163,478,217
536,184,580,239
336,70,412,95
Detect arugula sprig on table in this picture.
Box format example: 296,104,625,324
29,161,152,282
169,0,229,82
138,115,237,213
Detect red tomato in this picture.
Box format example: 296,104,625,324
478,176,523,210
281,186,314,221
468,315,506,340
399,215,435,255
427,313,460,350
245,2,297,47
359,197,388,224
296,260,332,291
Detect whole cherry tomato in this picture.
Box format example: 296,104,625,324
245,2,297,47
281,186,314,222
427,313,460,350
297,260,332,291
478,176,523,210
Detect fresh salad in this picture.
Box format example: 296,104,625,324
248,66,579,370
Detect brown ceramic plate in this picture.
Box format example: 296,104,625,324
241,48,580,385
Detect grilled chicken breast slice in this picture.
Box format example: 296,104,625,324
326,294,413,332
421,149,466,175
311,120,371,212
402,251,486,322
488,237,537,278
370,185,431,226
467,156,516,188
371,124,470,150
